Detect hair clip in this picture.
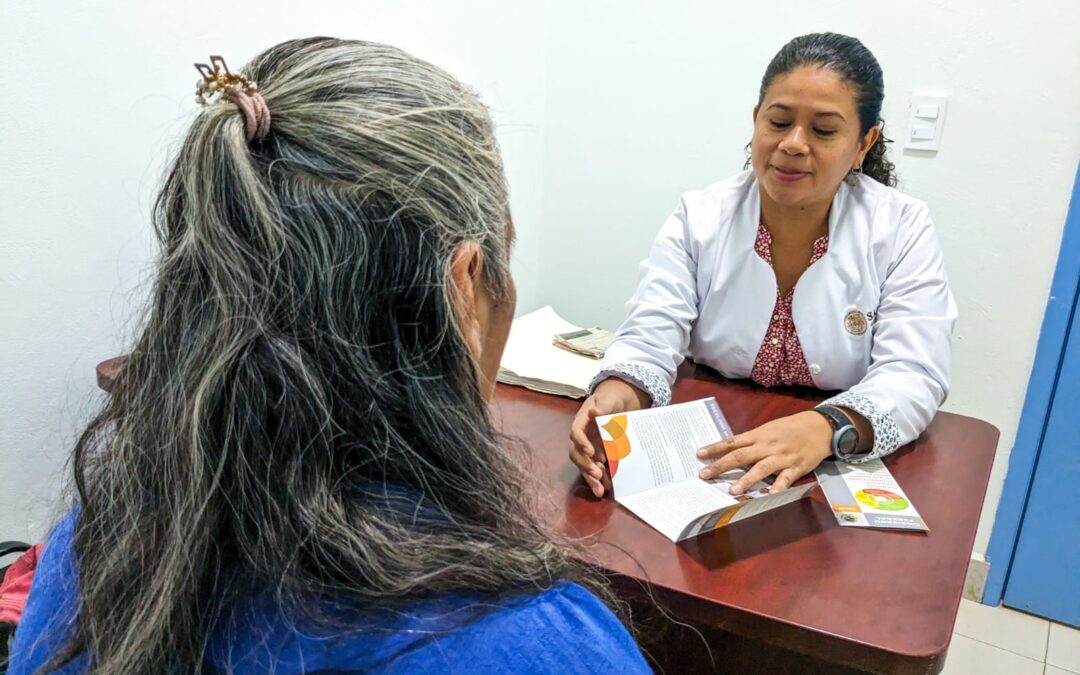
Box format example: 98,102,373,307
194,55,258,105
193,55,270,142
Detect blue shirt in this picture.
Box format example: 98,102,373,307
9,512,651,673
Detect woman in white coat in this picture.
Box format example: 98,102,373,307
570,33,956,498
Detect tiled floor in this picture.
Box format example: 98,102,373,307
941,599,1080,674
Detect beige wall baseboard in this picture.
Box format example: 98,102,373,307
963,555,991,603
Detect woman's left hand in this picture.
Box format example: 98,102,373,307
696,410,834,494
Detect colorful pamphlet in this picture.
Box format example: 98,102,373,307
815,458,928,531
595,398,816,542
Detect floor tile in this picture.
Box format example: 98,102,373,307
954,599,1050,661
1047,621,1080,672
941,634,1043,675
1046,664,1078,675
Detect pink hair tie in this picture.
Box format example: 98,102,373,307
194,55,271,143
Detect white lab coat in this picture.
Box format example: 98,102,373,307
596,170,957,461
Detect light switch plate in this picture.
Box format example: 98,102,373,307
906,93,949,152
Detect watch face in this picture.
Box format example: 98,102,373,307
836,427,859,455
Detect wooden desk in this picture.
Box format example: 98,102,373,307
97,357,998,673
492,365,998,675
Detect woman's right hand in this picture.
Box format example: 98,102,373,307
569,378,652,498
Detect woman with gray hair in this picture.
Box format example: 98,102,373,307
8,38,649,674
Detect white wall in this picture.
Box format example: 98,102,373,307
4,0,1079,562
0,0,549,542
536,0,1080,557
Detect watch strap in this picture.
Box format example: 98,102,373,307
815,404,851,432
815,404,866,459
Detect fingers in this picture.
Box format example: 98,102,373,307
730,457,781,495
696,433,755,460
569,398,607,498
570,444,602,479
569,404,600,461
569,403,604,474
583,471,605,498
570,443,605,498
769,468,801,494
698,442,770,480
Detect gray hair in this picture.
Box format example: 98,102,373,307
55,37,606,673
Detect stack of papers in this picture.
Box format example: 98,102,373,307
553,327,615,359
497,306,607,398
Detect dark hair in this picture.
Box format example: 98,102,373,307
756,32,897,187
53,37,604,673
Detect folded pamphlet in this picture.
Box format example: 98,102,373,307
815,458,928,531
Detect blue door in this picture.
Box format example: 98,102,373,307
1000,200,1080,627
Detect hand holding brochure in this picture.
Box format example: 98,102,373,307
595,398,816,542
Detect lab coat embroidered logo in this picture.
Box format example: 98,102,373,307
844,310,868,336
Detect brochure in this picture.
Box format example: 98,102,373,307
596,398,816,542
815,458,928,531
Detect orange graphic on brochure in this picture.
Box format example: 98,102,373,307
601,415,632,476
712,503,746,529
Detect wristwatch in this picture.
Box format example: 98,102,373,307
815,405,866,461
